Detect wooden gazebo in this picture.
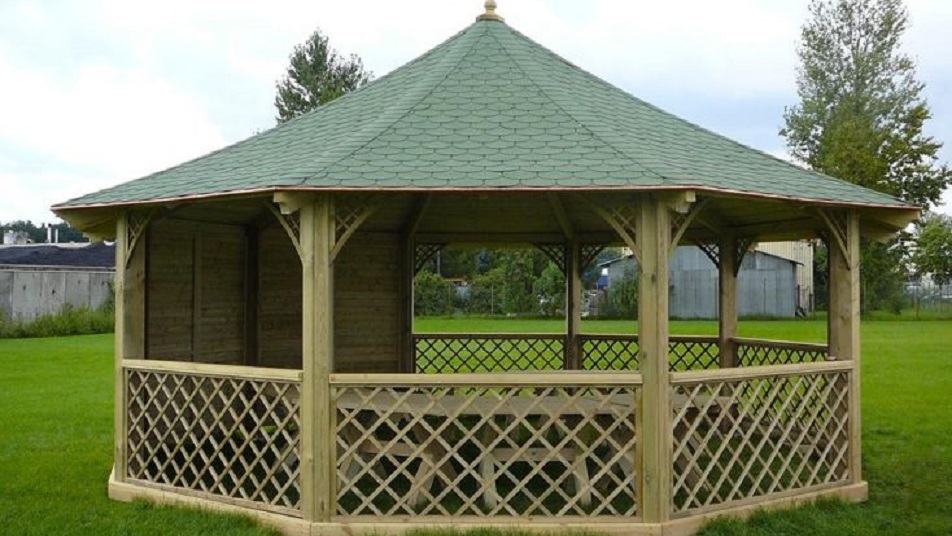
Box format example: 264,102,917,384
55,3,918,535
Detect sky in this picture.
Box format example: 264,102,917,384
1,0,951,224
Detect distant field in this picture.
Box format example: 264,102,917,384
1,319,949,535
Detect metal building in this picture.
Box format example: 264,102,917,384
600,245,802,318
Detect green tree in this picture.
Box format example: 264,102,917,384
782,0,952,311
605,267,638,319
414,270,454,316
913,213,952,285
274,29,372,123
532,262,565,316
498,250,537,314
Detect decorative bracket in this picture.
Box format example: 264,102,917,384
816,208,852,270
734,238,757,277
580,244,607,272
332,194,382,261
414,243,446,275
266,202,302,260
694,241,720,268
123,210,155,268
535,243,567,274
577,194,641,263
669,197,710,257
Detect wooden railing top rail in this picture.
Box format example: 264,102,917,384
331,371,644,386
122,359,303,382
671,360,852,384
732,337,829,351
413,332,565,340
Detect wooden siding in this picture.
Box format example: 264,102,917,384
146,219,245,364
257,225,303,368
334,232,401,373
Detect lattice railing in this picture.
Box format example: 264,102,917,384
414,334,565,373
580,335,719,372
581,334,640,370
735,338,830,367
124,361,302,515
670,363,851,516
333,374,641,518
669,336,720,371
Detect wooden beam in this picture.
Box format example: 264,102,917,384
244,226,260,366
273,191,317,215
718,236,737,368
863,207,920,230
828,209,861,485
300,195,336,522
403,193,433,238
636,197,672,523
413,232,617,245
658,190,697,214
548,193,576,241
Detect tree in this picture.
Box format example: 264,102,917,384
532,262,565,316
274,29,372,123
782,0,952,311
913,213,952,286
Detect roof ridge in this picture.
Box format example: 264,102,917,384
487,26,665,184
299,23,489,185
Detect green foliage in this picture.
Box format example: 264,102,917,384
499,250,538,314
0,305,113,339
414,270,455,316
782,0,952,311
467,268,505,315
913,213,952,285
532,262,565,316
274,29,372,123
603,267,638,318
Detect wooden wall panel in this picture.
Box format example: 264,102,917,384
257,225,303,369
147,220,194,360
334,232,401,373
146,219,245,364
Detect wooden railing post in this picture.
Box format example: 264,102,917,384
566,240,582,370
113,213,146,483
300,195,336,522
636,198,672,522
718,234,738,368
828,209,861,484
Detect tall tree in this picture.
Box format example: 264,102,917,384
782,0,952,311
913,213,952,286
274,29,372,123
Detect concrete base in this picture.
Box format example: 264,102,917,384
108,472,868,536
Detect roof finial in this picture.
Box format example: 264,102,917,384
476,0,505,22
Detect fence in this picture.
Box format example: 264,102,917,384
0,266,112,321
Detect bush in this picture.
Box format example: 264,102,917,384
414,270,455,316
603,267,638,318
0,305,114,339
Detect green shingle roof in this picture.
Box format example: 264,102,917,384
55,19,908,209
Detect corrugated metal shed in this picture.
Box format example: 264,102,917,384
600,246,800,318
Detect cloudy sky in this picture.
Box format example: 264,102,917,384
1,0,950,223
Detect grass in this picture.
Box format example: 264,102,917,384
1,318,950,535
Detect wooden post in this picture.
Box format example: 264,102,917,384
244,226,259,366
399,234,415,373
114,213,146,482
636,198,672,522
718,235,738,368
828,210,861,484
300,195,336,522
566,241,582,370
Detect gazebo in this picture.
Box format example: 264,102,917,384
55,3,918,535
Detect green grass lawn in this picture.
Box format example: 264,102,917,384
1,319,950,535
